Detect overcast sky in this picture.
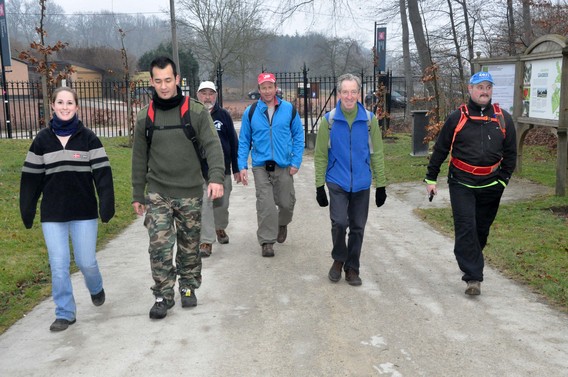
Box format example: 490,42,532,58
52,0,386,50
52,0,170,19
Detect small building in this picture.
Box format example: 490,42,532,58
26,60,106,98
1,57,32,96
55,61,105,98
2,57,30,81
132,71,150,82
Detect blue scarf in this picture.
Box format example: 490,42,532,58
50,113,79,136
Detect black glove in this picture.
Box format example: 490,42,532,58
375,187,387,207
316,186,329,207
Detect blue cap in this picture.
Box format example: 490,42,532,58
469,71,494,85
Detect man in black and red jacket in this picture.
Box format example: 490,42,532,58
425,71,517,296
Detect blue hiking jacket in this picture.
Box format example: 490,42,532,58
326,102,373,192
238,98,304,170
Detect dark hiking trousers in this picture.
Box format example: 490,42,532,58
449,180,505,282
328,182,370,274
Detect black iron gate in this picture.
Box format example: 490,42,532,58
270,67,392,142
0,66,402,140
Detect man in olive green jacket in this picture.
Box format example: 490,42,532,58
131,56,224,320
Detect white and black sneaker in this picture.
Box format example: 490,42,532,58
149,296,174,319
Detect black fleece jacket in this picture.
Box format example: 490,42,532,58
19,123,115,228
426,99,517,186
210,103,239,175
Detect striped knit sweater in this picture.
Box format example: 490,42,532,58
19,122,115,229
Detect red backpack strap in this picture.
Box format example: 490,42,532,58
147,100,155,122
448,104,469,166
145,100,156,150
145,96,191,148
451,105,468,148
455,104,468,134
180,96,190,122
492,103,506,138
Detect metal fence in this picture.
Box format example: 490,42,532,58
270,69,402,135
0,71,403,140
0,80,156,139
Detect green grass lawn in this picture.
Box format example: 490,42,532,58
0,133,566,334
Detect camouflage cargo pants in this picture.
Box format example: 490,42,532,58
144,192,202,301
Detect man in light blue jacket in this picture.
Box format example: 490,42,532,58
238,72,304,257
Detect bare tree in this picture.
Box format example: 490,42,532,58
18,0,71,126
506,0,516,54
521,0,533,48
176,0,267,89
474,0,567,57
446,0,467,100
6,0,41,42
530,0,568,39
273,0,351,21
9,2,169,70
407,0,434,93
455,0,475,75
117,28,136,146
314,37,367,77
399,0,413,119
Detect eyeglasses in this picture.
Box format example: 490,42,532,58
340,90,360,96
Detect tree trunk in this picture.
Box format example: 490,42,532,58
41,76,49,127
507,0,516,54
448,0,466,102
522,0,533,49
457,0,475,76
407,0,435,103
399,0,413,118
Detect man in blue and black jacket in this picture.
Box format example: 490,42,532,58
314,73,387,286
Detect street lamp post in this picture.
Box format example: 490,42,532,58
170,0,180,74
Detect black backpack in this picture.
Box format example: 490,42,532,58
145,96,208,180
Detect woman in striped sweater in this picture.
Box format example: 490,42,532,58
19,87,115,332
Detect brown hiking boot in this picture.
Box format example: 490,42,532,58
277,225,287,243
199,243,212,258
465,280,481,295
328,260,344,282
261,243,274,257
345,269,362,286
216,229,229,244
